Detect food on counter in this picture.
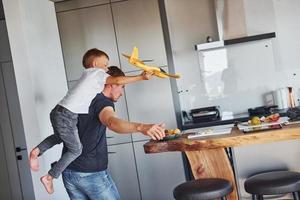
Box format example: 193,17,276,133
165,128,181,135
248,113,280,126
250,116,261,125
265,113,280,122
162,128,181,141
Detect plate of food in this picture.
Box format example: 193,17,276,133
162,128,181,141
239,114,284,127
242,123,283,133
238,114,289,133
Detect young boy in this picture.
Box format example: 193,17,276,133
29,48,152,194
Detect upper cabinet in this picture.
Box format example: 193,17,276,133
57,4,119,81
125,68,177,142
55,0,109,12
111,0,167,72
0,21,12,62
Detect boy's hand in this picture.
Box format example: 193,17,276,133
141,71,154,80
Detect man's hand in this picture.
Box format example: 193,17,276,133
138,123,165,140
141,71,153,80
100,107,165,139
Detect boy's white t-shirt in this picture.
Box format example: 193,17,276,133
59,68,109,114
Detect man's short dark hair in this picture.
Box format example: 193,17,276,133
82,48,109,68
107,66,125,77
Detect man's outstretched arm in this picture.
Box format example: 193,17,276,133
99,106,165,140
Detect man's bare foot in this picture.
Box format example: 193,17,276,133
40,174,54,194
29,147,40,171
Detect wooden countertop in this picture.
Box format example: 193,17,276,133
144,124,300,154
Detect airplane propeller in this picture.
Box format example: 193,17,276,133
141,59,154,62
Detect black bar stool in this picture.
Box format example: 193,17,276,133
173,178,233,200
244,171,300,200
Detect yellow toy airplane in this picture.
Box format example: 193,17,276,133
122,47,180,79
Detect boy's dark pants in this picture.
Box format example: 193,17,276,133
37,105,82,178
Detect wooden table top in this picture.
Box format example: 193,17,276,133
144,123,300,154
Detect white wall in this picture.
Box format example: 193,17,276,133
272,0,300,71
2,0,69,199
166,0,300,114
243,0,276,36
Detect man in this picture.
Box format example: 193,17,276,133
62,66,165,200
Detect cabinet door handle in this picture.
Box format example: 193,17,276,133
108,151,116,154
16,147,27,152
106,136,114,139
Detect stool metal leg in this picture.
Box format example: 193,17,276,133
252,195,264,200
221,196,227,200
258,195,264,200
293,192,300,200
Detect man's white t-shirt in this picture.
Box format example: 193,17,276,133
59,68,109,114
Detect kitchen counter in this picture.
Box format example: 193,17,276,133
144,123,300,200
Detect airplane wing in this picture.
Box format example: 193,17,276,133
122,53,131,59
154,67,180,79
157,71,181,79
161,72,181,79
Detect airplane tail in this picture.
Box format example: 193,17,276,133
130,47,139,63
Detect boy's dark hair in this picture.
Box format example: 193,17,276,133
82,48,109,68
107,66,125,77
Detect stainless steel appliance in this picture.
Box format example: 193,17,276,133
190,106,220,123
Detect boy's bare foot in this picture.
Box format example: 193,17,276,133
40,174,54,194
29,147,40,171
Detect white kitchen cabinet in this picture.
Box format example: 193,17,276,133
57,4,119,81
133,141,186,200
0,21,11,62
108,143,141,200
125,67,177,142
111,0,167,72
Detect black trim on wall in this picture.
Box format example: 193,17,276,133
157,0,183,130
196,32,276,51
158,0,191,181
225,32,276,45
